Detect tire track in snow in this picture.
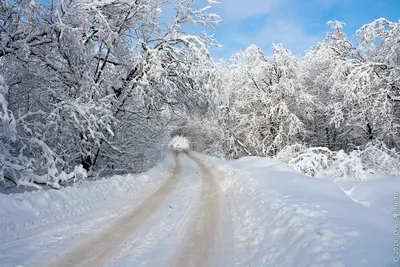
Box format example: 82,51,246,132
45,152,182,267
173,151,232,267
108,154,200,267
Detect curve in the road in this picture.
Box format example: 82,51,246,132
173,151,222,267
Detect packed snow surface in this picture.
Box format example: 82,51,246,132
0,152,398,267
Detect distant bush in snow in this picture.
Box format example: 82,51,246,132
276,142,400,180
359,142,400,176
169,136,190,150
276,145,334,177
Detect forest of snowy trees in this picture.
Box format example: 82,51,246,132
1,0,400,188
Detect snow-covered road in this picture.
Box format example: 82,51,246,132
0,151,233,267
174,152,233,267
0,152,398,267
46,152,185,267
46,151,232,267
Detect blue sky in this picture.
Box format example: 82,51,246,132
207,0,400,58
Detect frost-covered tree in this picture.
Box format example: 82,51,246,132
0,0,221,187
355,18,400,146
218,44,312,158
2,2,399,186
303,19,400,150
0,75,18,185
210,18,400,165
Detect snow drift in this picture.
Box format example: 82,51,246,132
205,155,398,267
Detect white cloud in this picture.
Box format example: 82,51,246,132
215,0,280,20
228,17,321,56
213,0,329,57
257,18,321,55
214,0,339,22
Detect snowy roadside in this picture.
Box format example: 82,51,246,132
0,153,174,246
204,155,398,267
1,151,398,267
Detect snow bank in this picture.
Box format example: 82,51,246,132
335,177,400,214
205,155,397,267
0,153,174,242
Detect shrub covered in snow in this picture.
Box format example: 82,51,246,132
0,75,88,189
169,136,190,150
276,142,400,180
276,145,334,177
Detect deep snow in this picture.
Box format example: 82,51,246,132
0,152,399,267
205,155,399,267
